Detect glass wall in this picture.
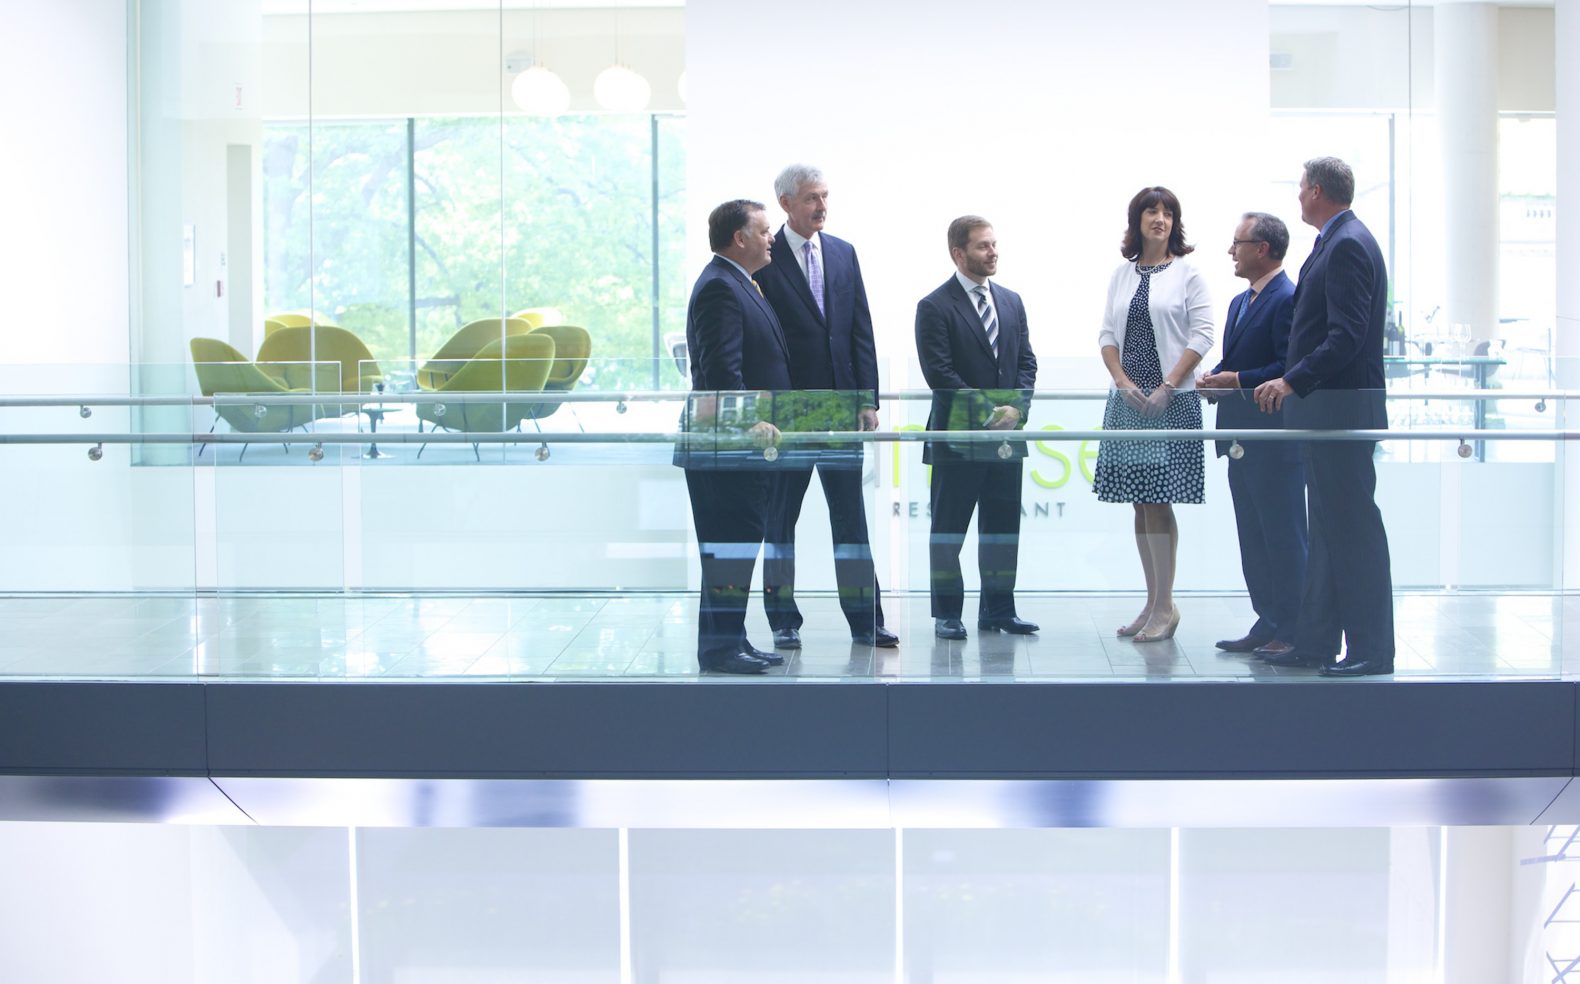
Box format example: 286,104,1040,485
3,820,1576,982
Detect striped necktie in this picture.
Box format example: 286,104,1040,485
973,285,998,358
803,240,825,317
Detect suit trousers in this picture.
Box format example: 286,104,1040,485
1226,451,1308,642
1294,439,1395,661
762,461,884,634
685,468,771,665
928,460,1024,620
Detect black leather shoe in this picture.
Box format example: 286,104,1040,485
1251,640,1294,660
703,652,770,675
854,626,900,648
978,616,1039,634
935,618,967,640
1261,649,1333,669
1216,634,1270,653
772,627,802,649
1320,658,1394,678
745,644,785,666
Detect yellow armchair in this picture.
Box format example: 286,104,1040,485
414,333,556,460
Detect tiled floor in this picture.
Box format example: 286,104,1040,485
0,591,1571,682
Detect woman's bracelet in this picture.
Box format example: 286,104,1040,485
1160,380,1177,391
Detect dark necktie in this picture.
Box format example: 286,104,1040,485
973,285,998,358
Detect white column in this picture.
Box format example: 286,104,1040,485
1559,0,1580,591
1434,2,1500,345
1441,827,1514,984
1559,0,1580,384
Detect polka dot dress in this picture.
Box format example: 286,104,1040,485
1094,261,1205,504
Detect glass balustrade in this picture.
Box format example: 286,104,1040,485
0,357,1569,683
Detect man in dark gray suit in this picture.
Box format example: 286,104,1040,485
1254,157,1395,677
675,199,792,675
915,216,1038,640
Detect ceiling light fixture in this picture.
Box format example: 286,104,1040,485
593,5,651,112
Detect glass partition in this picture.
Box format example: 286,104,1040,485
0,374,1565,682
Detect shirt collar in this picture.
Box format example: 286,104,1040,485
782,224,819,255
1247,266,1282,298
716,253,753,283
1318,209,1351,242
955,269,990,297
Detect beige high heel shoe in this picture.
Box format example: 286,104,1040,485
1133,607,1180,643
1117,613,1147,638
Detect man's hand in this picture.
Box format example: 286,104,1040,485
1195,370,1237,404
1253,377,1295,414
985,405,1021,431
748,420,781,447
858,407,880,432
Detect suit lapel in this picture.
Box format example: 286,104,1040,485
950,279,996,361
777,229,826,326
718,256,791,364
1223,289,1252,357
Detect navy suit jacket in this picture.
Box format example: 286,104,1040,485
754,228,879,407
1284,211,1389,431
1210,269,1297,460
915,277,1037,465
674,255,793,468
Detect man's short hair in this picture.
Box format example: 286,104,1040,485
708,199,764,253
773,164,824,201
1303,156,1355,207
947,215,992,254
1242,211,1290,261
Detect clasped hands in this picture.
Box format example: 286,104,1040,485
1191,370,1295,414
1114,377,1175,418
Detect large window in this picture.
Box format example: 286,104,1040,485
263,114,687,390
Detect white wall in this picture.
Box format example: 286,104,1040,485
0,0,129,367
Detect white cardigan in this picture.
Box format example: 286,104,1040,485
1097,256,1215,391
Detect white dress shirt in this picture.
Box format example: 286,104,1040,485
955,270,996,328
1098,256,1215,390
782,225,821,285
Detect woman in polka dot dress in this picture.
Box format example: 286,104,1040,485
1094,186,1215,643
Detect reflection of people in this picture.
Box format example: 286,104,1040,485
1197,212,1307,660
1254,157,1395,677
754,164,896,651
915,216,1038,641
674,200,791,675
1094,187,1214,643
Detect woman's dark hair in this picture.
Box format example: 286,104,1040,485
1120,186,1193,260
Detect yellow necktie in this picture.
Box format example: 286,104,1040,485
751,279,763,297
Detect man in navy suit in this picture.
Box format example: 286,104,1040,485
915,216,1039,640
1254,157,1395,677
1198,212,1308,660
675,199,793,675
754,164,896,651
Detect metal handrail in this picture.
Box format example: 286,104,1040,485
0,387,1569,409
3,429,1578,448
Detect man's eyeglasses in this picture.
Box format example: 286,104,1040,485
1230,239,1266,248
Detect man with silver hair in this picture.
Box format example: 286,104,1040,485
754,163,896,650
